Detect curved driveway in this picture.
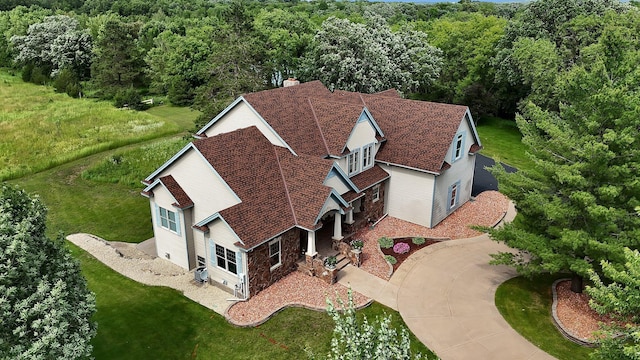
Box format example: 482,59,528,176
396,235,556,360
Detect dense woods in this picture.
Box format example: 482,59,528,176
3,1,640,357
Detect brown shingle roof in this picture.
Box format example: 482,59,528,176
159,175,194,209
192,126,337,249
240,82,470,174
349,165,390,191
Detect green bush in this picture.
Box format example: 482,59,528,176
114,87,147,110
384,255,397,265
412,237,426,245
378,236,394,249
53,69,82,98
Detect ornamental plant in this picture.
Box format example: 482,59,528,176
385,255,397,265
378,236,393,249
350,239,364,250
393,242,410,254
313,289,423,360
412,237,426,245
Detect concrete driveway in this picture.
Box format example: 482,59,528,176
396,236,555,360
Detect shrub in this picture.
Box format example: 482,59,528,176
114,87,147,110
412,237,426,245
378,236,393,249
319,289,423,360
393,242,410,254
384,255,397,265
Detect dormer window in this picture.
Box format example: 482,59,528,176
362,143,374,170
453,133,465,162
348,149,360,175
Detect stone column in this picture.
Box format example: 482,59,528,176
332,212,343,240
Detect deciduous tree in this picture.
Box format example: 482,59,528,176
299,14,442,94
587,247,640,360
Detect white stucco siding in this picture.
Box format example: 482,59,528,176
157,149,240,225
320,197,342,217
380,164,436,228
346,120,377,151
324,172,351,194
431,118,477,226
206,219,244,291
150,194,190,269
203,102,287,148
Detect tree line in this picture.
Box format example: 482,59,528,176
3,0,640,358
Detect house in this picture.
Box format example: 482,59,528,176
142,80,482,299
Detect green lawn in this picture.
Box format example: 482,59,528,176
70,243,434,359
6,79,433,359
146,104,202,131
495,274,594,360
0,71,184,181
476,116,535,172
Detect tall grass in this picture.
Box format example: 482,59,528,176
82,137,190,187
0,71,180,181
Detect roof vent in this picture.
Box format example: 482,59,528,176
283,78,300,87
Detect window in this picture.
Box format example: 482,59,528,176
362,144,374,170
269,237,281,270
159,207,178,232
348,149,360,175
449,183,459,210
197,256,206,267
453,133,464,161
372,184,380,202
215,244,237,274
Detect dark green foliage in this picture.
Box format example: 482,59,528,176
0,185,96,359
113,87,146,110
53,67,81,97
378,237,393,249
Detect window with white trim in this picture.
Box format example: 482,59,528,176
449,183,458,209
362,144,374,170
215,244,237,274
159,207,178,232
372,184,380,202
454,133,464,161
269,237,281,270
348,149,360,175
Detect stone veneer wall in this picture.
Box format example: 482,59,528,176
247,228,300,297
362,182,386,226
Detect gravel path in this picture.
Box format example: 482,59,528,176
67,234,233,315
359,190,509,280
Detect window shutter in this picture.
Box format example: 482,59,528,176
236,251,243,274
175,211,181,236
209,239,215,266
460,131,467,158
447,184,454,210
154,204,161,227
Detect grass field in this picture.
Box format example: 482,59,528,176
0,72,201,181
495,274,594,360
476,116,534,172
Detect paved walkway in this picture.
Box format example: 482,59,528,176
340,202,557,360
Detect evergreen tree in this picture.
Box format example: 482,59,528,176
489,54,640,292
0,185,96,359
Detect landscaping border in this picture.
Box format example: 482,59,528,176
551,278,598,348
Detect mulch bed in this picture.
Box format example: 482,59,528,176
380,237,439,272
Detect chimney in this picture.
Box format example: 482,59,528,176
283,78,300,87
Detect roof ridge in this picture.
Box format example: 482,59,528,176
308,98,331,156
274,147,298,226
